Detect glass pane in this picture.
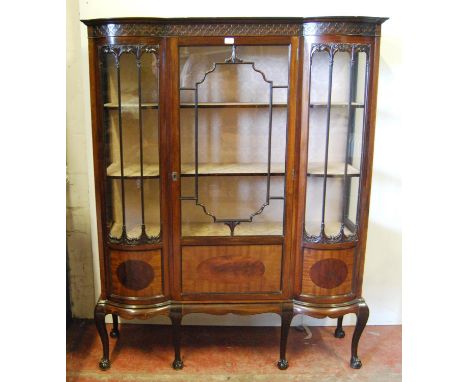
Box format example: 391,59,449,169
101,46,161,243
141,53,159,104
355,51,367,105
143,179,161,238
305,46,368,242
120,53,141,176
344,51,368,230
309,51,330,105
123,179,143,239
179,45,289,236
181,176,284,236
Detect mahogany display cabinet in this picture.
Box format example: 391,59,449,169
81,16,387,371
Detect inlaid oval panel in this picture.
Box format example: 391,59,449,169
197,255,265,284
309,258,348,289
116,260,155,291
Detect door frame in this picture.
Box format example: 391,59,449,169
167,35,300,301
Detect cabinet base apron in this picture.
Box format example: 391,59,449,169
94,298,369,370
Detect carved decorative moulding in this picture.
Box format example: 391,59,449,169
100,44,159,68
310,43,371,57
304,225,358,245
101,44,159,57
85,18,384,38
108,227,161,246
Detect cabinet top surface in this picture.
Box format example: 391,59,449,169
82,16,388,38
82,16,388,25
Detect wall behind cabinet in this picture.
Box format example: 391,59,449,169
66,0,402,325
66,0,96,319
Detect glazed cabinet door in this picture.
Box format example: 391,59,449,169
296,39,374,304
170,37,299,300
95,41,170,305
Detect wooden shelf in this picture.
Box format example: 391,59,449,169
107,163,159,178
182,221,283,237
109,222,161,240
180,163,285,176
104,102,158,109
305,221,354,236
310,102,364,108
106,162,360,178
307,162,360,177
109,220,283,239
103,102,364,109
107,163,284,178
181,163,359,177
180,102,364,108
180,102,287,108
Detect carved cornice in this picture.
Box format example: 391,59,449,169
89,21,379,38
91,23,300,38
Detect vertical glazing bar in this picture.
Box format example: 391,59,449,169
355,51,371,231
266,82,273,202
194,86,199,200
116,53,126,237
319,50,335,236
340,48,357,232
137,50,146,237
342,51,359,230
99,53,112,238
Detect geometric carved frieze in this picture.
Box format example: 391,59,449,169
89,21,379,38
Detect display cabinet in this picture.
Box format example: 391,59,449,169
82,16,387,371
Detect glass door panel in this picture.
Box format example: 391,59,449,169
100,45,161,244
179,45,290,236
304,44,370,243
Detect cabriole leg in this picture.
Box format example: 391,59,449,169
170,308,183,370
350,302,369,369
110,313,120,339
94,305,110,370
277,306,294,370
334,315,345,338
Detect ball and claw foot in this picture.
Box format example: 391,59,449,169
277,359,289,370
350,355,362,369
99,358,111,371
334,327,345,338
110,328,120,339
172,359,184,370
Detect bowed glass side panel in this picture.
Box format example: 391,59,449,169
304,44,369,244
100,45,161,245
179,45,290,236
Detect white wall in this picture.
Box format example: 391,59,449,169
69,1,402,326
66,0,96,319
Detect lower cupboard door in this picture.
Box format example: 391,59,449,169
299,247,356,303
109,249,165,304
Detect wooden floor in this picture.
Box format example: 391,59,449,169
66,320,401,381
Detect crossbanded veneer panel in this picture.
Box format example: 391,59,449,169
182,245,282,294
110,250,163,300
301,248,355,297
